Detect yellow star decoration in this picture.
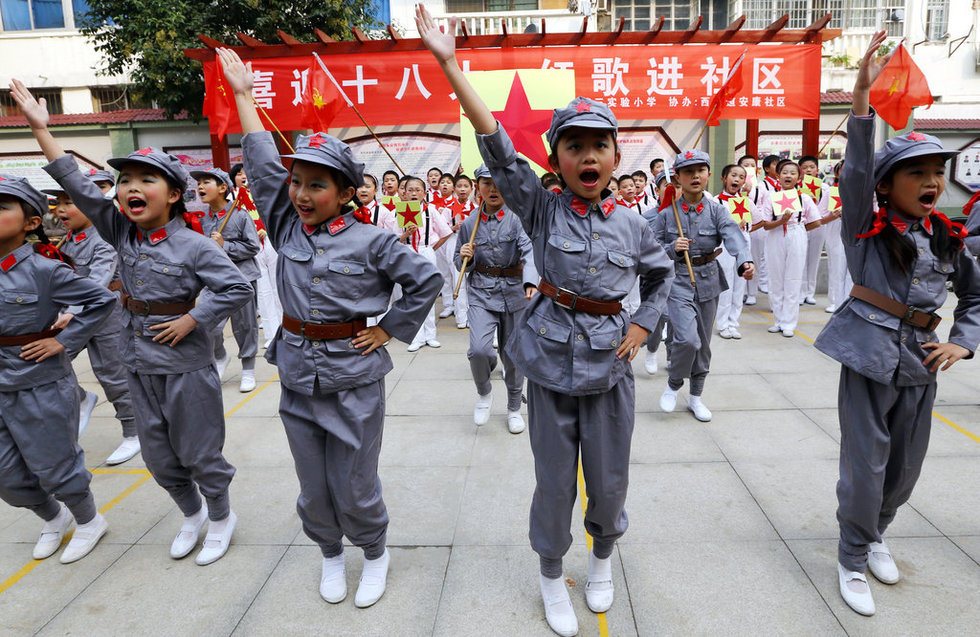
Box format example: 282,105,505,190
312,87,326,109
887,76,904,95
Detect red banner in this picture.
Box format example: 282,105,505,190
203,44,820,135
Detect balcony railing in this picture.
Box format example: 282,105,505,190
429,8,592,36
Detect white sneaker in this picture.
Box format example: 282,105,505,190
78,390,98,437
170,505,208,559
507,411,525,434
782,329,795,338
767,325,782,333
456,323,468,329
60,513,108,564
195,510,237,565
719,328,733,339
474,393,493,426
838,563,875,616
493,333,498,349
407,342,423,353
320,553,347,603
262,339,273,349
744,295,757,305
426,339,442,348
729,329,742,339
687,396,712,422
867,541,900,584
825,304,837,313
214,352,230,379
439,308,454,319
659,387,677,413
540,574,578,637
644,351,658,375
804,296,817,305
585,551,614,613
33,504,74,560
759,286,769,294
239,370,256,393
355,548,389,608
105,436,141,465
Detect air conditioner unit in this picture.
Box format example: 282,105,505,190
591,0,608,13
883,7,904,37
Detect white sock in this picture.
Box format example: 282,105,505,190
182,506,207,532
688,395,703,407
539,573,568,601
207,513,232,535
588,552,612,582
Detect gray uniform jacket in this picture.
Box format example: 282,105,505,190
242,131,442,396
963,201,980,256
200,202,261,281
476,124,674,395
59,228,123,337
453,206,538,313
1,242,115,391
652,197,752,301
813,112,980,386
44,156,254,375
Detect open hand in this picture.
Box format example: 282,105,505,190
150,313,198,347
740,262,755,281
922,341,970,372
855,31,894,92
415,3,457,65
8,79,49,130
352,325,390,356
617,323,651,361
52,313,74,330
20,337,66,362
216,48,253,95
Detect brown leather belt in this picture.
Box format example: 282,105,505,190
689,248,723,267
282,313,367,340
120,292,196,317
538,279,622,315
108,280,122,292
0,328,63,347
850,284,941,331
475,263,523,278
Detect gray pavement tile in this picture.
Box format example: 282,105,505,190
933,375,980,407
469,418,535,466
234,545,448,637
761,371,844,410
950,536,980,565
802,407,842,443
926,406,980,457
0,542,129,635
380,416,476,468
35,544,286,636
452,461,536,546
706,409,839,462
635,372,796,413
433,544,633,637
379,466,467,547
731,459,940,541
785,537,980,635
222,416,294,468
630,416,726,464
387,378,511,417
622,463,778,543
907,456,980,536
620,540,845,636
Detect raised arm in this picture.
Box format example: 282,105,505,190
216,48,264,135
8,79,66,162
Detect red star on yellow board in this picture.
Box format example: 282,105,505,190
491,74,553,170
773,191,801,213
731,198,749,216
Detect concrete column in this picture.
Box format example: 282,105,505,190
706,118,735,195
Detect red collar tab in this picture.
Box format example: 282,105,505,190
575,101,592,113
890,215,908,234
302,223,318,235
481,208,506,223
328,215,348,235
308,134,326,148
570,197,589,216
72,232,87,243
135,148,153,156
600,197,616,216
214,208,227,218
907,131,927,141
149,228,167,244
681,200,704,214
1,253,16,272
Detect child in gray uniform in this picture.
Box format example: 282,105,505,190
418,7,674,635
45,177,140,465
11,78,254,567
813,32,980,616
455,164,538,433
191,167,261,392
0,174,115,563
217,47,442,608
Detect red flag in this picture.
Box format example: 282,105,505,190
302,57,347,131
869,44,933,131
705,50,746,127
203,62,238,138
658,184,676,212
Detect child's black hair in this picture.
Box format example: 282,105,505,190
426,167,442,176
798,155,819,168
540,172,560,188
649,158,664,172
454,174,472,186
617,174,635,186
363,174,378,189
405,176,426,191
762,154,781,171
721,164,743,179
737,154,756,166
439,172,455,183
383,169,400,181
776,158,800,174
630,170,647,181
229,162,245,184
398,175,411,185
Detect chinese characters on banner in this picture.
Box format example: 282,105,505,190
203,44,820,136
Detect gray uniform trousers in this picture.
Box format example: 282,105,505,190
666,293,719,396
209,282,260,370
0,376,96,524
72,330,136,438
468,305,523,411
527,375,634,578
836,366,935,572
645,314,669,354
279,380,388,559
127,368,235,520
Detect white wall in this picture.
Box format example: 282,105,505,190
0,32,127,93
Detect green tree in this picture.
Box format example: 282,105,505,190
79,0,379,118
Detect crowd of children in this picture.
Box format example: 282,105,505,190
1,19,978,634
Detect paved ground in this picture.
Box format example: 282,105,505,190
2,293,979,636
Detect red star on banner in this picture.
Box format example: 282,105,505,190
491,74,553,170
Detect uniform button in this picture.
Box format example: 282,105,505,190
588,267,597,274
290,253,298,258
611,339,619,346
162,267,169,273
136,280,143,286
618,257,625,264
901,336,907,343
592,232,599,239
942,265,948,272
15,296,23,302
140,254,147,260
918,248,924,254
913,277,920,284
343,266,350,273
539,327,547,335
312,340,321,346
317,249,324,255
349,341,356,348
311,309,319,316
563,242,570,248
869,313,876,319
313,277,321,283
576,334,584,341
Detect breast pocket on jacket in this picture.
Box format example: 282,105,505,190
601,249,636,296
2,290,40,325
544,234,586,285
323,259,369,298
281,248,313,292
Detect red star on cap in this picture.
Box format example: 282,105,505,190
0,176,5,182
308,134,325,149
491,74,553,171
907,131,927,141
87,168,98,175
684,151,694,159
575,101,592,113
135,148,153,156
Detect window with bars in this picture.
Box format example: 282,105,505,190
614,0,694,31
0,88,62,117
737,0,881,30
925,0,947,40
0,0,93,31
445,0,539,10
90,86,149,113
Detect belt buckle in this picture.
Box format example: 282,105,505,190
904,306,917,323
298,321,308,338
926,311,941,331
134,298,151,315
554,286,578,310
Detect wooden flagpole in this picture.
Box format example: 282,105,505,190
454,208,483,299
